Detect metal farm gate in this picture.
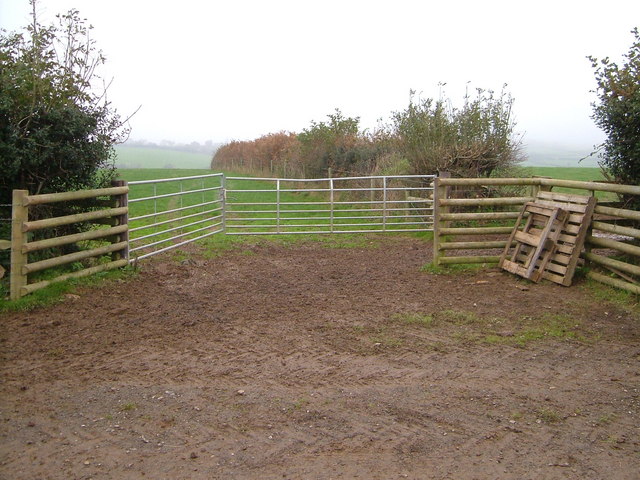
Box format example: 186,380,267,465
127,173,226,260
127,173,435,260
224,175,435,235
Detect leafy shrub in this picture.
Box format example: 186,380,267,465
589,28,640,204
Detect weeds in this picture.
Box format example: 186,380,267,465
171,249,191,263
292,398,309,410
597,413,617,425
370,326,403,347
510,411,523,421
391,312,435,327
371,335,403,347
585,279,639,315
536,408,563,424
486,313,590,346
120,402,138,412
421,262,485,275
438,310,482,325
389,309,592,347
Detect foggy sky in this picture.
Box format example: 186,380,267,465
1,0,639,148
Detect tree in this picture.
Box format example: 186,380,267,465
391,86,522,178
297,109,363,177
589,28,640,189
0,1,129,275
0,1,128,207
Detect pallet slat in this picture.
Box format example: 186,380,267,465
520,245,572,268
513,230,542,247
515,253,568,275
536,199,588,213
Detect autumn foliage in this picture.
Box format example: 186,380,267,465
212,132,300,176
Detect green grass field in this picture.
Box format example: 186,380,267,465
118,168,213,182
520,166,614,199
115,146,212,169
524,167,605,182
115,163,616,255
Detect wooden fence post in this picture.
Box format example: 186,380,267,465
10,190,29,300
433,172,450,267
530,179,540,199
532,176,552,193
439,172,451,229
111,180,129,262
433,177,442,266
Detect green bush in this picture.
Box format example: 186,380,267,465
0,4,127,205
589,28,640,198
391,86,522,178
0,2,129,273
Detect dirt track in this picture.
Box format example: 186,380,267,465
0,236,639,479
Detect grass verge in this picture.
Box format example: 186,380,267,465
390,310,596,347
584,278,640,315
0,265,137,313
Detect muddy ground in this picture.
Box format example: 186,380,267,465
0,235,638,479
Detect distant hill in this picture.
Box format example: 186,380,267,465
521,140,600,168
114,146,212,169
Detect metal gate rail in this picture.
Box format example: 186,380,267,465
224,174,435,235
128,173,225,260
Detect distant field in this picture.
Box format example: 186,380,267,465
522,141,598,168
117,168,214,182
520,166,614,199
115,146,212,169
524,166,606,182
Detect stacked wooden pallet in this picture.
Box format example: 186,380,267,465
499,191,597,286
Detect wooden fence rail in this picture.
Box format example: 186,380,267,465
9,181,129,300
433,177,640,294
4,174,640,300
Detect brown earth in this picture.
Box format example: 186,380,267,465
0,235,639,479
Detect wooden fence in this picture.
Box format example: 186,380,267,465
3,175,640,300
433,177,640,294
9,181,129,300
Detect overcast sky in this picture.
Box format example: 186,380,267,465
1,0,639,148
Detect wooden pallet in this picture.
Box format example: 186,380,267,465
530,191,597,286
500,192,597,286
499,202,568,282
